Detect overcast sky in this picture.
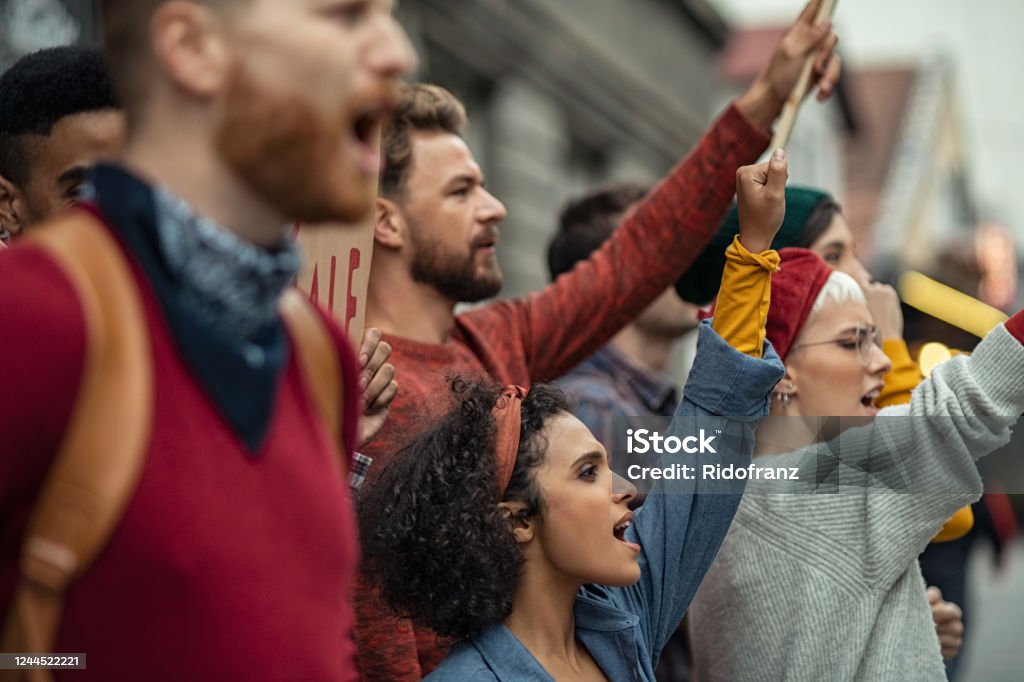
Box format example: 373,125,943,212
711,0,1024,238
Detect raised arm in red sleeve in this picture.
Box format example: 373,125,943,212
461,103,770,383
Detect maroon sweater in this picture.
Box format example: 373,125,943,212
0,224,362,680
355,103,771,680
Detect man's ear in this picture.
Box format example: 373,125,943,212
498,500,535,544
0,174,27,238
150,0,233,98
374,196,406,250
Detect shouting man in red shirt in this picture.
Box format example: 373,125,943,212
0,1,415,680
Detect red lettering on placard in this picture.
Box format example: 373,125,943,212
328,256,337,315
299,227,366,338
308,255,338,316
345,248,362,337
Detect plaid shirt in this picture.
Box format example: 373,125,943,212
349,452,373,492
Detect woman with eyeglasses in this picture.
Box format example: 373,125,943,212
790,189,973,671
782,188,936,417
679,187,921,412
736,187,972,664
683,188,974,593
686,247,1024,681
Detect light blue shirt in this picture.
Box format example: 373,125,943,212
426,320,785,681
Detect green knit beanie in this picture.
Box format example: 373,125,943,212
674,186,832,305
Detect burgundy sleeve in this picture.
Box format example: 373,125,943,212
463,103,771,383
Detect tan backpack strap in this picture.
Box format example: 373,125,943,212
0,212,152,681
279,290,345,470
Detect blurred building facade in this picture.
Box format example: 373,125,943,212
0,0,99,69
2,0,738,301
5,0,1009,328
848,58,975,278
842,58,1015,349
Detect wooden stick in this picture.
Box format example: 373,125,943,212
770,0,839,150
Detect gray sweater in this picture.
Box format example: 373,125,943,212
689,325,1024,681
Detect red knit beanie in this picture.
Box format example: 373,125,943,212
767,248,834,361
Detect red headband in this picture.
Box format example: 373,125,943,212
492,385,527,496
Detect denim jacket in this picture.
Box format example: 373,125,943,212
426,321,785,681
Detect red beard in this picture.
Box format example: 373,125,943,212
215,60,375,225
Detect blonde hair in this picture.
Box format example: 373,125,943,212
810,270,865,317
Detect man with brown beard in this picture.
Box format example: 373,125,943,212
0,1,414,680
355,2,841,679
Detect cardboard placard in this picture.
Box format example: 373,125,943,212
295,218,375,344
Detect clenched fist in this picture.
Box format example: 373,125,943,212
735,149,789,254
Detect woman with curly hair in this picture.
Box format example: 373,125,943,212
358,153,791,680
